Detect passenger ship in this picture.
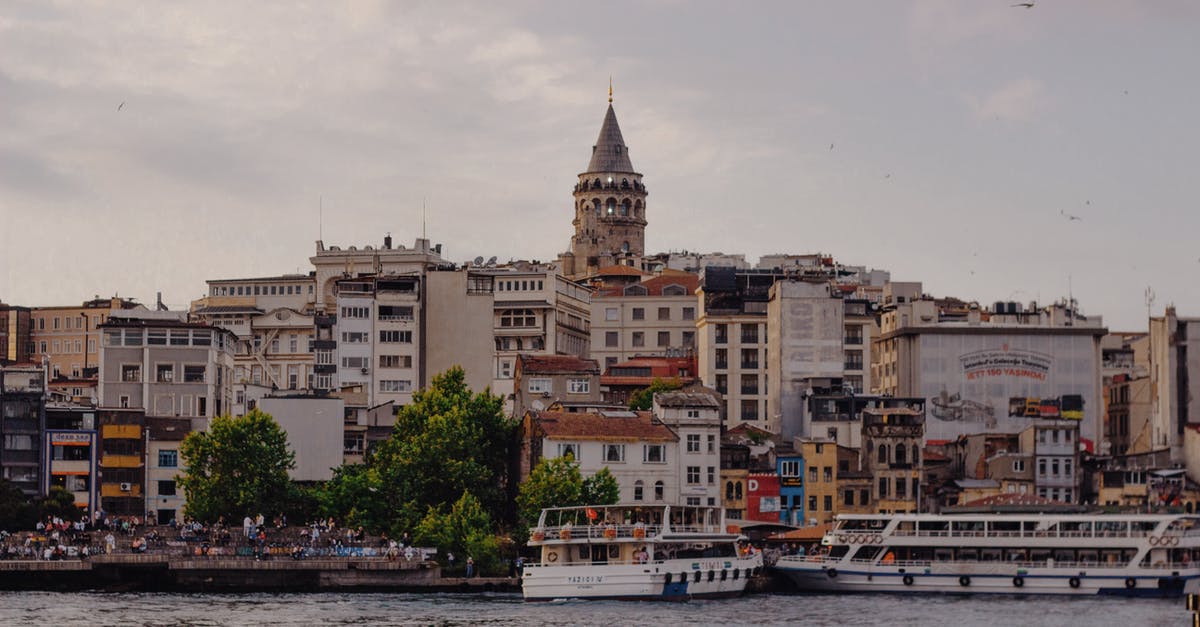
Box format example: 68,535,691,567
774,513,1200,597
522,504,763,601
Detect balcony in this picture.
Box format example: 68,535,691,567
844,361,864,371
741,386,759,395
741,361,759,370
844,336,863,345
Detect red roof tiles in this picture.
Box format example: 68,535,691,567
533,410,677,442
517,354,600,375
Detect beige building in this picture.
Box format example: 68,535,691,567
1148,307,1200,460
311,236,447,311
1101,332,1151,456
488,265,591,399
29,297,144,400
796,438,838,526
98,317,237,429
145,416,191,525
590,272,699,371
862,407,924,514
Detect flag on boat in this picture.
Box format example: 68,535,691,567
586,508,598,521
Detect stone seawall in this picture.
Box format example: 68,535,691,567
0,558,520,593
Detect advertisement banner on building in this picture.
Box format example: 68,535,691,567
745,473,781,522
919,334,1099,442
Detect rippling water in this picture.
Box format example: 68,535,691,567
0,591,1183,626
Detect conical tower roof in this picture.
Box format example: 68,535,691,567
586,104,636,174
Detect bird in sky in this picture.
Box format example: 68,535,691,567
1012,2,1035,8
117,101,125,111
884,173,891,179
829,143,834,151
1060,209,1082,222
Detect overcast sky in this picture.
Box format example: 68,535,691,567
2,1,1196,330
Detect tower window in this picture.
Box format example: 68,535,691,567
606,198,616,215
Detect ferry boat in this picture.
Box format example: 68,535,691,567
774,513,1200,597
522,504,763,601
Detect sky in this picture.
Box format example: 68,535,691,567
1,1,1196,331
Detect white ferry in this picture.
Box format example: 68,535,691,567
522,504,763,601
774,513,1200,597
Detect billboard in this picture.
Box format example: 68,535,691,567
745,473,781,523
918,334,1099,442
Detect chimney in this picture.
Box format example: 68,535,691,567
384,234,392,250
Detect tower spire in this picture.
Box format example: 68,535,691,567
609,76,613,104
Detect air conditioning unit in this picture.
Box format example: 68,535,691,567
119,482,132,492
361,367,369,375
541,392,552,398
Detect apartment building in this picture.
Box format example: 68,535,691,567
590,272,700,371
874,284,1106,445
654,391,722,507
1101,332,1151,456
1020,422,1081,503
862,407,925,514
97,317,236,428
0,365,45,496
44,403,98,513
0,302,33,365
796,438,838,526
145,416,191,524
488,266,591,398
521,409,680,503
512,354,602,423
1148,307,1200,460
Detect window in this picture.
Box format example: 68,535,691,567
809,495,818,511
632,308,644,321
604,444,626,463
527,378,552,394
707,434,715,453
379,380,413,393
1052,459,1060,476
740,348,758,369
1064,459,1072,477
715,348,728,369
644,444,665,463
687,434,701,453
741,324,758,344
631,332,644,347
740,400,758,420
809,467,818,483
558,443,579,460
896,478,907,498
634,481,644,501
605,331,618,347
183,366,205,383
158,450,178,468
824,495,833,511
605,307,619,321
878,444,888,464
715,324,728,344
1013,459,1026,472
121,365,141,382
1038,459,1047,477
741,374,758,395
687,466,701,485
341,332,368,343
682,331,695,347
657,307,670,321
343,434,365,455
379,330,412,343
655,481,664,500
567,378,590,394
682,307,695,321
500,309,537,328
707,466,716,484
341,306,369,319
657,331,670,347
379,355,412,368
879,477,889,498
860,489,870,505
780,460,800,477
844,490,854,506
156,364,174,383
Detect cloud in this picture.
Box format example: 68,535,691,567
965,78,1050,122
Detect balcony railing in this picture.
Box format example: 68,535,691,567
715,360,728,370
844,336,863,345
844,361,864,371
741,386,759,395
741,361,759,369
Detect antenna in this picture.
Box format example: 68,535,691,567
319,195,323,241
1145,286,1156,319
422,196,427,240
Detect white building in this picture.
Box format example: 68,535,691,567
653,391,722,507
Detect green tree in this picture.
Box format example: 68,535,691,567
582,467,620,505
0,478,36,531
39,487,80,521
317,463,387,531
370,366,516,535
628,377,683,410
414,491,501,575
515,456,620,541
178,409,296,522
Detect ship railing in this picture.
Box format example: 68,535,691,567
526,554,759,568
532,524,666,542
890,529,1167,540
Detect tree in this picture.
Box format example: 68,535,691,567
358,367,517,535
39,487,80,521
316,463,387,532
582,467,620,505
628,377,683,411
178,409,296,522
414,491,501,575
0,478,36,531
516,456,620,541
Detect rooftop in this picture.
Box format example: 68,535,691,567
518,354,601,375
654,391,721,409
533,410,676,442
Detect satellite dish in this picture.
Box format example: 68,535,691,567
487,256,498,266
532,399,545,411
473,256,484,266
